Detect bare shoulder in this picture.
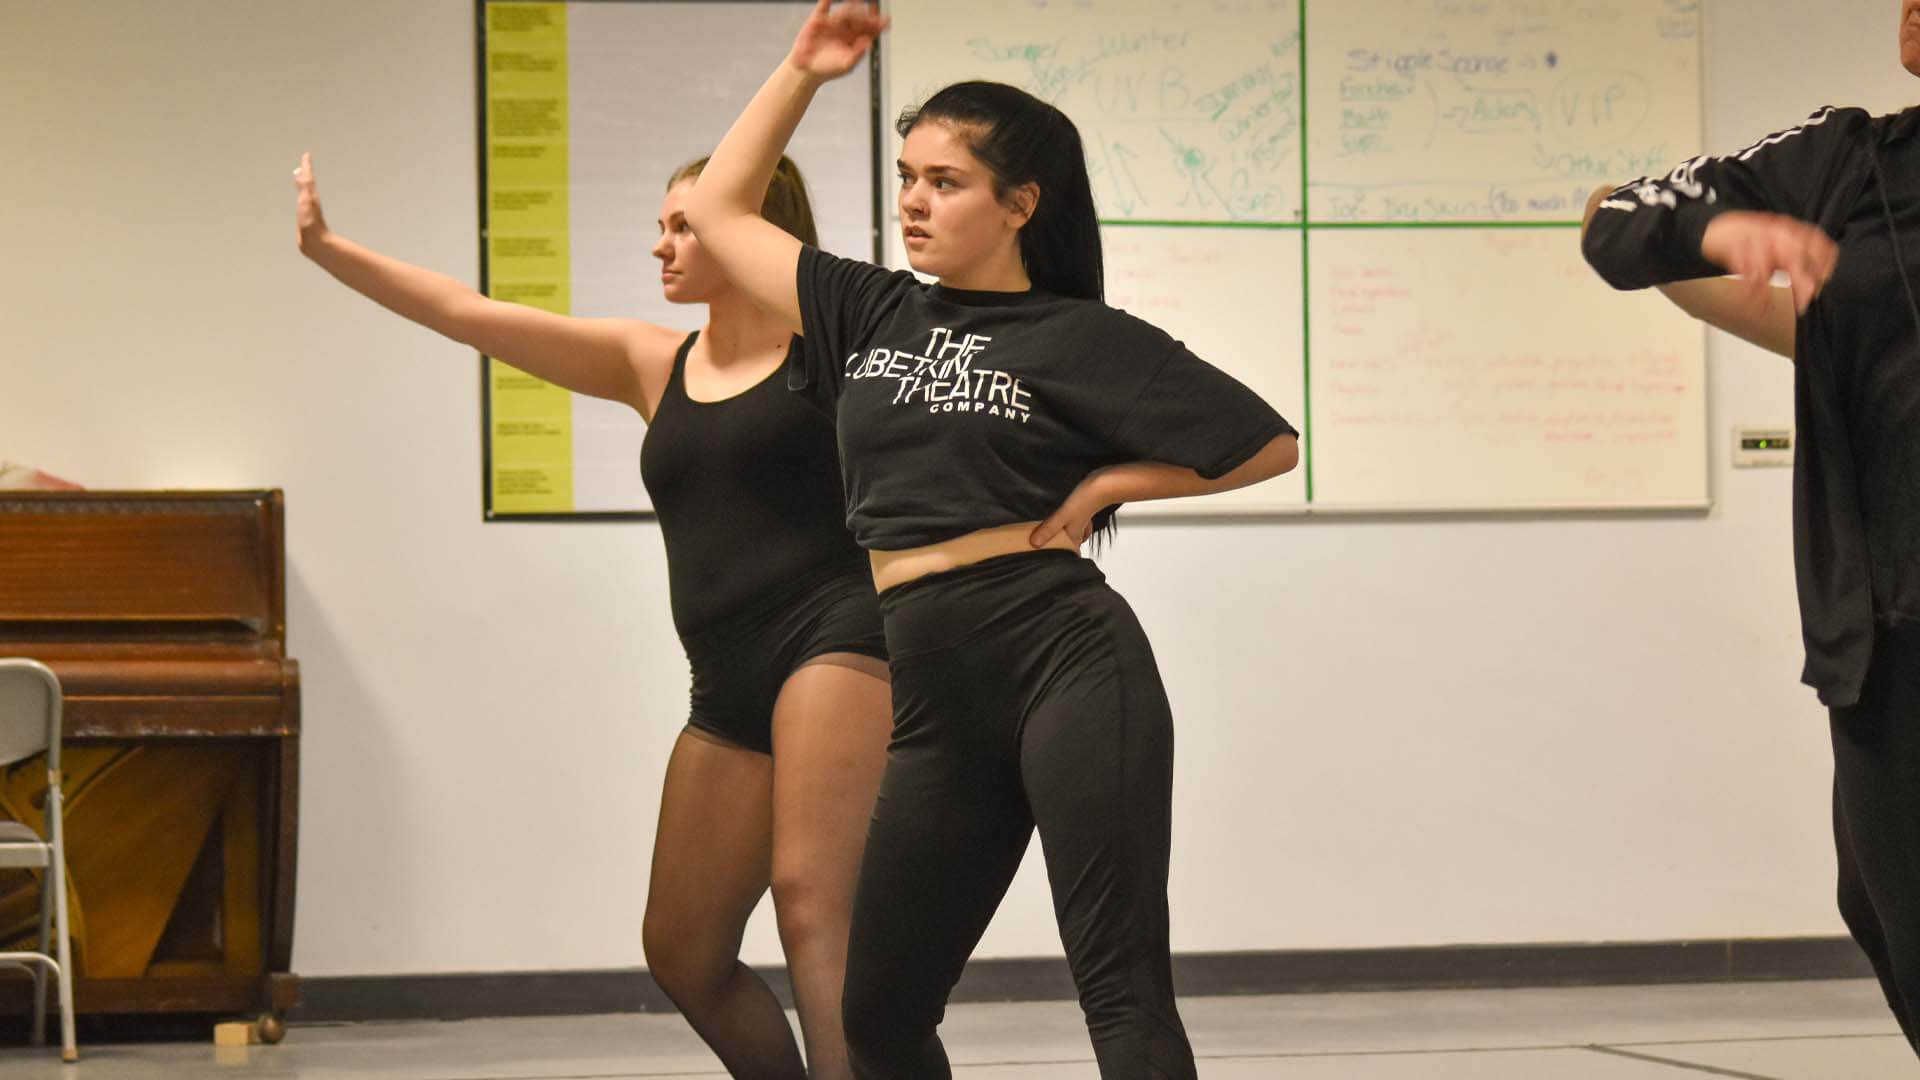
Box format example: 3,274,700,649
616,319,694,420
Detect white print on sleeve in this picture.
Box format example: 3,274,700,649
1599,106,1838,215
843,327,1035,423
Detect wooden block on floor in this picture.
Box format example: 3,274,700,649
213,1020,257,1047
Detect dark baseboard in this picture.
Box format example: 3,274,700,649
291,936,1873,1024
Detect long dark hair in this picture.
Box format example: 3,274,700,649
670,154,818,248
896,81,1103,301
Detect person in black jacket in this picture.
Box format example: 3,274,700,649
1582,3,1920,1053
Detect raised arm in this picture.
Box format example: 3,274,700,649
294,153,679,415
684,1,886,330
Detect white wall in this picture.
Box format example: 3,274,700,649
2,0,1913,977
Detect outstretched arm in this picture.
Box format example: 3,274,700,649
295,153,679,413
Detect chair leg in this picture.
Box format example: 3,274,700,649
30,867,50,1048
49,787,76,1064
55,879,76,1064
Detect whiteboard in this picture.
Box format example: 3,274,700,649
1103,226,1307,514
1309,228,1705,509
882,0,1302,224
1308,0,1704,224
883,0,1707,513
482,0,876,517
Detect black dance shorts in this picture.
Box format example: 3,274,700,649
679,569,888,755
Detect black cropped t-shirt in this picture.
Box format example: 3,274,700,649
787,244,1297,545
792,246,1297,551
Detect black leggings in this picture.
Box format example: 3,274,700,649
842,550,1195,1080
1831,622,1920,1059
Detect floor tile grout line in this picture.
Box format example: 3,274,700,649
1584,1044,1787,1080
1190,1043,1594,1060
1610,1030,1903,1048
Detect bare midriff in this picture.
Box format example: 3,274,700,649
869,522,1080,593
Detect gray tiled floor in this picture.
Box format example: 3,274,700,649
0,979,1910,1078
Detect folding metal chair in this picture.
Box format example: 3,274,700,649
0,658,77,1062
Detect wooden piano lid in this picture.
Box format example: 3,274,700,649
0,491,298,721
0,490,286,644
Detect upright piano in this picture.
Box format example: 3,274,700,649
0,490,299,1025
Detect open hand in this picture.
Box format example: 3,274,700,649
788,0,888,81
292,152,329,254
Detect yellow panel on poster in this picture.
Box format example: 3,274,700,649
485,1,572,514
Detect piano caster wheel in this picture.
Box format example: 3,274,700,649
256,1014,286,1045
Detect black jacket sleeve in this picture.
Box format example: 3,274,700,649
1582,106,1868,290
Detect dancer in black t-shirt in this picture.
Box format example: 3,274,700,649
684,4,1298,1076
